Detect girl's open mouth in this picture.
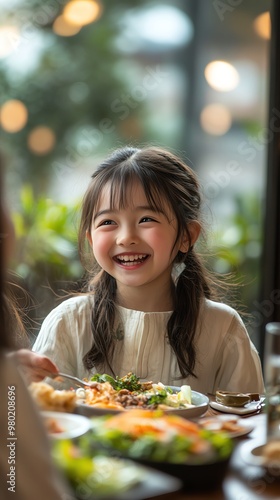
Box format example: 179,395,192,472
114,254,149,266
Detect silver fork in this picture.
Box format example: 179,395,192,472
43,371,97,389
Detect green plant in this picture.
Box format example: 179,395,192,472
11,185,83,325
12,185,82,277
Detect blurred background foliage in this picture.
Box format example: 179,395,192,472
0,0,271,345
10,185,82,329
208,192,263,312
12,185,81,280
1,0,155,191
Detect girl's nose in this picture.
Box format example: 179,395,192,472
116,226,138,246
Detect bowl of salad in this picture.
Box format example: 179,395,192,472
83,408,234,490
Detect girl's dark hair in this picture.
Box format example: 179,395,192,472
79,146,219,379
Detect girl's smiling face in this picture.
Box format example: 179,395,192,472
87,180,189,305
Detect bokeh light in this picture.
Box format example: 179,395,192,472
200,103,232,136
63,0,102,27
0,99,28,133
253,11,271,40
53,15,81,37
204,60,239,92
0,25,20,58
27,126,56,155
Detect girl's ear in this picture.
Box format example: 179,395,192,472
179,221,201,253
86,230,93,248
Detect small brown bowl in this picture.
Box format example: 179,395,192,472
216,391,251,407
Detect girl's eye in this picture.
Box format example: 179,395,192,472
140,216,156,223
98,219,116,226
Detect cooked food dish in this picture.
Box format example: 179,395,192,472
199,415,254,438
29,372,206,419
76,372,194,411
88,408,233,465
29,381,76,412
41,411,92,440
44,417,64,434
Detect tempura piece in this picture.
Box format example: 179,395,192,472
29,381,76,412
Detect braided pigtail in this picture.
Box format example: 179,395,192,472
168,249,212,378
83,271,117,373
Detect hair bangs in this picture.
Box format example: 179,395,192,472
101,162,171,217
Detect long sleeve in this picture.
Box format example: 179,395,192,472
211,311,264,393
32,296,94,380
189,300,265,394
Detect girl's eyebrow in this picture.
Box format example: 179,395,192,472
93,205,162,221
93,209,112,222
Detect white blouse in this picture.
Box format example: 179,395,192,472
32,295,264,394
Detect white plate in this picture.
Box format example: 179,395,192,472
241,439,280,472
41,411,91,439
199,414,254,438
76,388,209,419
210,398,264,415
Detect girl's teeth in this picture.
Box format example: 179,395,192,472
117,254,146,263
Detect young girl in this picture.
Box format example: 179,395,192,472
33,145,264,394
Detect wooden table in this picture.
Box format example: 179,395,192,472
148,411,280,500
